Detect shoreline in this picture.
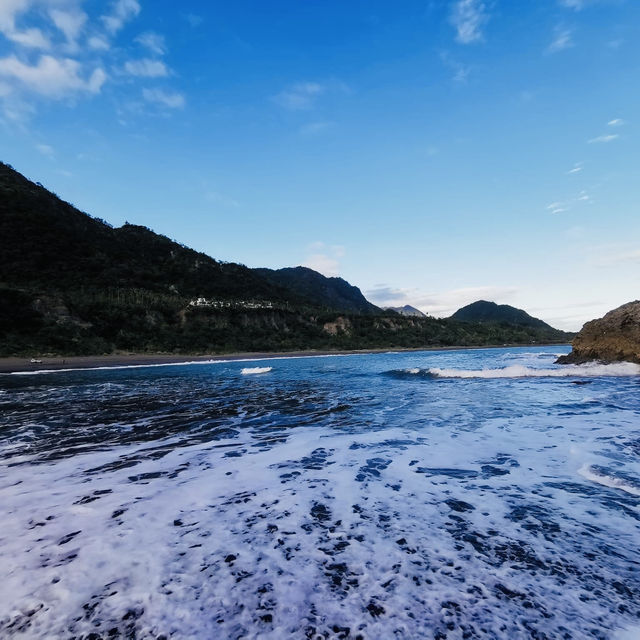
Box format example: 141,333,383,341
0,343,570,374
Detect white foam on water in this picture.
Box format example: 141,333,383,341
2,346,640,638
241,367,273,375
6,359,227,375
3,352,362,376
579,464,640,497
614,623,640,640
427,362,640,379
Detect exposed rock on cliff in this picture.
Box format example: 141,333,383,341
557,301,640,364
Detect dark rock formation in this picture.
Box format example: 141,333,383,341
557,301,640,364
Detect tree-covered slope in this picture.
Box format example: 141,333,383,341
0,162,299,302
255,266,380,314
451,300,552,330
0,161,573,356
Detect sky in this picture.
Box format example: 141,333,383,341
1,0,639,330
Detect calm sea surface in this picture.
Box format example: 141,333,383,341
1,346,640,639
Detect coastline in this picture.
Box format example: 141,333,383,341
0,343,570,374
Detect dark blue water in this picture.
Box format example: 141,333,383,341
1,347,640,639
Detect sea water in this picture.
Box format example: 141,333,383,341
1,346,639,639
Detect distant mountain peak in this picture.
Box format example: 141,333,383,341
451,300,555,330
255,266,380,314
386,305,426,318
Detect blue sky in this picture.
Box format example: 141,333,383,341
1,0,639,330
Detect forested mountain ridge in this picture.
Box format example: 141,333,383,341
256,267,380,314
0,161,573,356
451,300,553,330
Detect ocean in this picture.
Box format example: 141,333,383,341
1,346,639,639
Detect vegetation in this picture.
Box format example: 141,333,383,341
0,161,573,356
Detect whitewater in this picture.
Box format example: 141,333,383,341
1,346,639,639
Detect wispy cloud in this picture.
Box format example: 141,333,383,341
102,0,141,35
439,51,471,83
135,31,166,56
142,87,185,109
449,0,489,44
49,7,87,45
205,190,239,208
302,242,345,277
546,189,592,214
36,142,54,157
88,35,110,51
0,1,50,50
273,82,326,111
547,27,574,53
588,133,618,143
566,162,583,174
607,118,625,127
596,249,640,267
123,58,169,78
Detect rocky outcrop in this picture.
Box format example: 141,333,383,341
322,316,352,336
557,301,640,364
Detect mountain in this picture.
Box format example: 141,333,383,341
256,267,379,314
386,305,426,318
0,161,573,356
451,300,552,330
557,301,640,364
0,162,294,303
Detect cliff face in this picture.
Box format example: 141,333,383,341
557,301,640,364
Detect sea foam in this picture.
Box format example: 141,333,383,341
425,362,640,379
579,464,640,497
241,366,273,375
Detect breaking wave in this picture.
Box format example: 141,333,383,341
387,362,640,380
241,366,273,375
579,465,640,497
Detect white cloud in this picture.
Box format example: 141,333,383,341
36,142,54,156
142,87,185,109
49,8,87,43
0,55,105,97
591,243,640,267
87,67,106,93
439,51,470,83
124,58,169,77
303,253,340,277
365,284,519,318
205,190,239,208
547,27,574,53
135,31,166,55
588,134,619,143
607,118,625,126
546,189,593,214
566,162,582,174
0,0,30,33
88,35,110,51
102,0,140,35
6,27,50,49
302,242,345,277
273,82,326,110
450,0,488,44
